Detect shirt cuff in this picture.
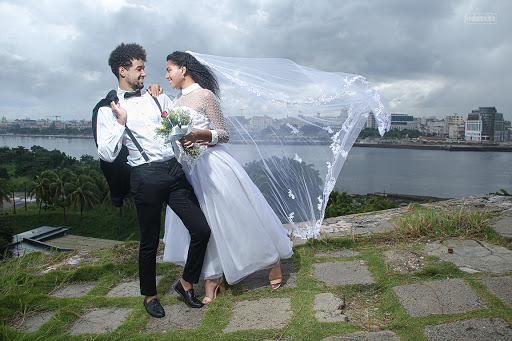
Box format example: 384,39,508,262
209,130,219,146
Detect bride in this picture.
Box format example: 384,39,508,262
158,51,294,304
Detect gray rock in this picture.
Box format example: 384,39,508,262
424,239,512,274
492,216,512,237
68,308,133,334
106,276,162,297
322,330,400,341
314,261,376,285
479,276,512,307
314,293,348,322
393,278,486,316
314,250,360,258
12,311,55,333
424,318,512,341
223,297,292,332
382,249,424,273
143,304,205,332
241,262,297,290
50,282,96,298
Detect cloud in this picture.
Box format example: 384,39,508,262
0,0,510,121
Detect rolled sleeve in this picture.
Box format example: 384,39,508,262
97,107,126,162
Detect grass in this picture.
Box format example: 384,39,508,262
391,205,499,242
0,199,511,340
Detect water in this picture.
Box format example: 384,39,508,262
2,135,511,198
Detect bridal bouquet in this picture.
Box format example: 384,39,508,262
156,107,200,158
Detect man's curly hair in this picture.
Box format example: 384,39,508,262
108,43,147,79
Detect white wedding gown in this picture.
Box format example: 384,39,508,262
162,83,293,284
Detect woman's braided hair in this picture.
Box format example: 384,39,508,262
167,51,220,96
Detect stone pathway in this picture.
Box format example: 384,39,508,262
479,276,512,307
50,282,96,298
144,304,206,333
393,278,486,316
68,308,133,335
7,194,512,339
314,260,376,285
424,318,512,341
223,297,292,333
424,239,512,273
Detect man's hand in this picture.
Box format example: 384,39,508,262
148,84,163,97
110,101,127,126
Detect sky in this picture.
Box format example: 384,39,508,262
1,0,510,122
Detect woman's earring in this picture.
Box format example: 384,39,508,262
181,74,185,80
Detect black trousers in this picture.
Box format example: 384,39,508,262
130,158,211,296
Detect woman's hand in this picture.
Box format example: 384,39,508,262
147,84,163,97
180,129,213,147
110,101,127,125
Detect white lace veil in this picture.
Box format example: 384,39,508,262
189,51,390,239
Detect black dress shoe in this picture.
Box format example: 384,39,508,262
144,298,165,318
174,280,204,308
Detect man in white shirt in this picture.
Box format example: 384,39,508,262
96,43,211,318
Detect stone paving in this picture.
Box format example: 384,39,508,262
314,260,376,285
479,276,512,307
7,194,512,339
424,239,512,274
424,318,512,341
68,308,133,335
49,282,96,298
223,297,292,333
393,278,486,316
144,304,206,333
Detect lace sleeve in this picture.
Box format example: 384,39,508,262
202,90,229,144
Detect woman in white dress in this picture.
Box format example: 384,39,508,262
160,51,293,304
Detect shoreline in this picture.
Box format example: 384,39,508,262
2,134,511,152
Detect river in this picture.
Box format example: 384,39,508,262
2,135,511,199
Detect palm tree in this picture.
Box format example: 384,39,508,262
0,178,12,208
51,168,76,224
66,174,99,232
29,171,54,223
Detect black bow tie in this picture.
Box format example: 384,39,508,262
124,89,141,99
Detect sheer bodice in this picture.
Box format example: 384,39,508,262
174,84,229,144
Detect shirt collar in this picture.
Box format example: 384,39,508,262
181,83,201,95
117,87,146,98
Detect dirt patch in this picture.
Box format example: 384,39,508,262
339,290,393,330
382,249,424,273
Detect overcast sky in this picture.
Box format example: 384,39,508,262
1,0,510,121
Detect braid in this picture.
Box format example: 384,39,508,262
167,52,220,96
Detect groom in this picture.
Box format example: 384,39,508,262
96,43,211,318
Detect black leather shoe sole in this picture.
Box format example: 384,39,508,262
174,280,204,308
144,298,165,318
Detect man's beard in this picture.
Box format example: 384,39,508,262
128,76,144,90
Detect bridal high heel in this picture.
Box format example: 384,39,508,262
202,277,224,305
269,264,283,289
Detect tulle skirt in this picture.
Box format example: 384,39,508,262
162,144,294,284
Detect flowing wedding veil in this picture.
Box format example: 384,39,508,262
188,51,391,239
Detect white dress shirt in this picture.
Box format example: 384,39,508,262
97,88,174,167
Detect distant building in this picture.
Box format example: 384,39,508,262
449,125,465,140
425,119,445,136
444,113,465,139
364,111,377,129
504,121,512,142
390,113,415,130
465,107,505,142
